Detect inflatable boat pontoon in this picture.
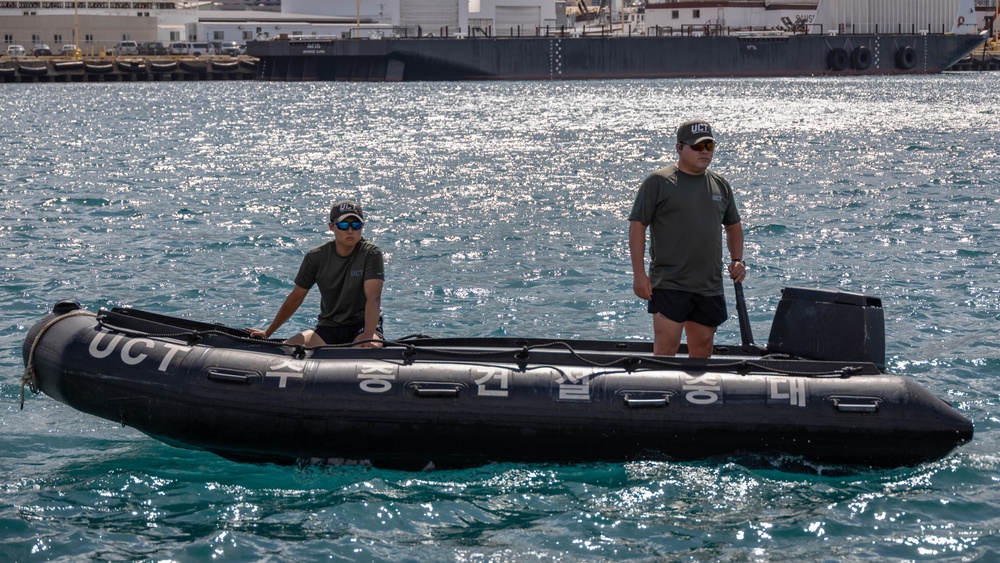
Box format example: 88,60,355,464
21,287,973,469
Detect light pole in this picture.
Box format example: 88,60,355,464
74,0,79,56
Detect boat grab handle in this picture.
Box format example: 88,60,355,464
623,395,669,408
206,369,257,384
832,397,881,413
413,384,462,398
835,402,879,413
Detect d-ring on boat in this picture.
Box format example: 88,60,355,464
21,286,972,469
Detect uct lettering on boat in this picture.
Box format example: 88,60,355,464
21,287,973,470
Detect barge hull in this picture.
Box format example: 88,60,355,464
248,33,987,82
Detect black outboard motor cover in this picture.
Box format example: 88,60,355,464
766,287,885,369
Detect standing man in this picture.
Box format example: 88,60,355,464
249,200,385,347
628,119,746,357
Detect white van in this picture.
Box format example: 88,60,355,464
168,42,214,56
168,42,190,55
189,42,215,56
115,40,139,55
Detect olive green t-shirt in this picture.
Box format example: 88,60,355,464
628,164,741,296
294,239,385,327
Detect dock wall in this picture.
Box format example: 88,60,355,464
0,57,258,83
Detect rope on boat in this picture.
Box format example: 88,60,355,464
96,317,373,354
380,340,862,377
21,310,98,409
93,317,864,378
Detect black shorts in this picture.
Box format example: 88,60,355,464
314,316,384,345
648,289,728,327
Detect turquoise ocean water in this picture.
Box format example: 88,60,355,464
2,75,999,561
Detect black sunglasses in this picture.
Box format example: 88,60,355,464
687,141,716,152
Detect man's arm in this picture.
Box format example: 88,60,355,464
725,222,746,283
249,285,309,339
354,278,384,347
629,220,652,301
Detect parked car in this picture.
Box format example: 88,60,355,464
59,44,79,57
189,42,215,56
5,44,25,58
138,41,167,56
168,41,214,56
168,42,190,55
32,44,53,56
114,40,139,55
219,41,246,56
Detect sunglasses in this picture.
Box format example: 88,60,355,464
334,220,364,231
687,141,716,152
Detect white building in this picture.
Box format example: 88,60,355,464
644,0,980,35
282,0,559,36
816,0,979,34
194,0,562,44
1,1,199,53
196,10,368,45
645,1,818,32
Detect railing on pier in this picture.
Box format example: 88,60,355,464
284,21,963,42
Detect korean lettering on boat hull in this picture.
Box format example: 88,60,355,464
683,373,721,405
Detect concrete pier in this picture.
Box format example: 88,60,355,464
0,56,257,83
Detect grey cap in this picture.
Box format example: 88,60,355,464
331,200,364,223
676,119,715,145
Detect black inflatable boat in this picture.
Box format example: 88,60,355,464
21,287,973,469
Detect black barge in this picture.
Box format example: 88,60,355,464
247,32,987,81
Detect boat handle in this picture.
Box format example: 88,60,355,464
624,396,669,408
833,398,880,413
414,386,461,398
835,403,879,413
206,369,256,384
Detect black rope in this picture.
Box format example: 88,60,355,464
22,310,97,408
91,320,863,379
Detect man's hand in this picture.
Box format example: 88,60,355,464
353,332,383,348
728,261,747,283
633,271,652,301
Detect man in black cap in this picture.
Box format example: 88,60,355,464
249,199,385,347
627,119,746,357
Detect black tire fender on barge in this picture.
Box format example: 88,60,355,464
827,48,849,71
851,46,873,70
17,64,49,76
896,46,917,70
84,62,114,74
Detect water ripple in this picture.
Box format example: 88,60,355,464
2,74,999,560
